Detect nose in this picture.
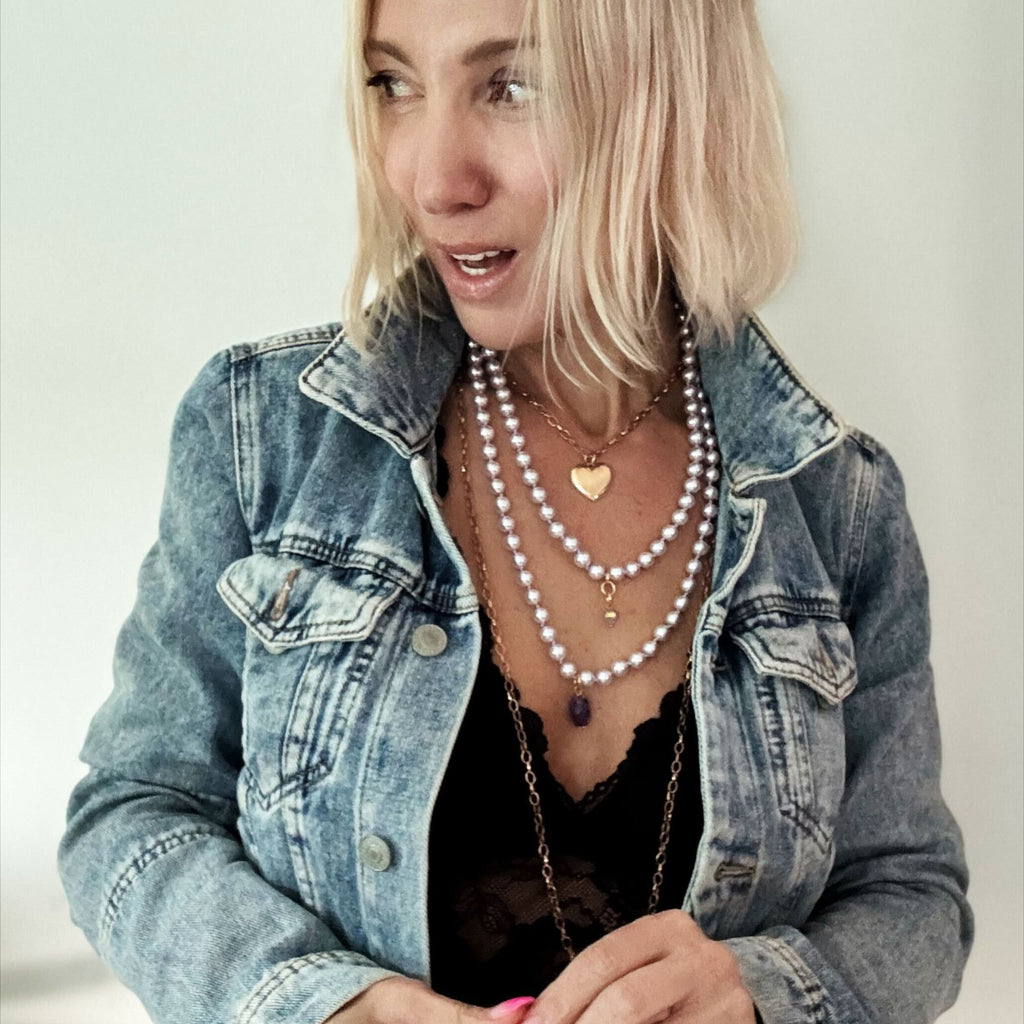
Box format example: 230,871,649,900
413,107,491,216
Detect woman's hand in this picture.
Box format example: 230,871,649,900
521,910,757,1024
323,976,536,1024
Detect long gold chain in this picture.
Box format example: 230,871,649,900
455,378,704,958
502,352,685,466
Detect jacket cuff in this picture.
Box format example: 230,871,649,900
235,950,401,1024
723,932,869,1024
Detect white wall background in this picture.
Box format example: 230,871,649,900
1,2,1020,1021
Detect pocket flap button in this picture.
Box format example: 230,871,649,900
358,834,392,872
411,623,448,657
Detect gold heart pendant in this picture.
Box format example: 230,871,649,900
570,464,612,501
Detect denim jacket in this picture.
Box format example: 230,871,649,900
59,312,971,1024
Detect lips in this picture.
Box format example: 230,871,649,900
433,243,520,300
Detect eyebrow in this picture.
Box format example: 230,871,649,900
364,37,526,68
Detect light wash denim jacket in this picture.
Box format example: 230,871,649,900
60,313,971,1024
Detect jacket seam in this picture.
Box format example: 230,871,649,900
762,936,830,1024
100,824,230,948
236,950,381,1024
843,437,879,620
228,328,340,364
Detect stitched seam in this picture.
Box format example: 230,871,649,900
237,950,374,1024
100,825,227,947
229,356,254,530
844,438,878,621
762,937,829,1024
728,595,843,625
229,328,340,365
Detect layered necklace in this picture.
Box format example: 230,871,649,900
464,312,720,727
455,342,717,958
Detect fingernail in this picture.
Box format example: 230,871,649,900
488,996,536,1018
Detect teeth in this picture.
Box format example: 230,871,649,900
452,250,502,260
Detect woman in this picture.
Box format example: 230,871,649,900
59,0,972,1021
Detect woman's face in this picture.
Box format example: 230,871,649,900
366,0,553,352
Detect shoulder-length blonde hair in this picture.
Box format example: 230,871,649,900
342,0,797,380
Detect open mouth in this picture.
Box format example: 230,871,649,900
448,249,517,277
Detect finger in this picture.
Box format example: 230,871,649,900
525,910,702,1024
374,976,534,1023
572,960,683,1024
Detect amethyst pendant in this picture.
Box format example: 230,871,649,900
568,694,592,727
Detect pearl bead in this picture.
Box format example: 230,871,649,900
629,652,645,668
683,369,697,383
560,662,576,678
686,416,700,430
492,373,507,388
597,670,613,684
612,661,628,677
588,564,605,580
550,643,565,660
687,462,703,477
643,641,657,657
522,468,539,485
495,387,511,402
562,536,579,552
490,478,505,494
706,467,720,483
666,610,680,627
706,450,719,466
704,504,718,519
686,558,700,575
579,671,594,686
516,452,531,468
681,577,695,593
500,515,515,532
674,595,689,611
540,505,555,522
638,552,654,568
540,625,556,642
650,539,666,557
685,401,698,414
574,551,591,568
509,433,525,449
519,571,533,587
662,525,678,541
499,402,514,418
704,485,718,501
683,385,697,399
679,494,695,510
483,443,498,460
496,495,511,513
698,521,714,537
474,394,488,408
506,533,520,550
476,410,490,425
530,487,546,503
672,509,688,526
693,540,708,556
504,417,519,432
689,431,703,446
609,566,624,581
527,589,541,606
626,562,640,577
486,460,500,477
549,522,565,539
480,425,494,441
513,553,527,570
534,607,549,624
654,625,669,641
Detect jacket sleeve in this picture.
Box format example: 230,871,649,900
724,439,973,1024
58,352,400,1024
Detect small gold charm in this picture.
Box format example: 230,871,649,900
600,578,618,626
570,463,612,501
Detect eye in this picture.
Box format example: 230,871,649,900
487,71,539,107
365,71,416,103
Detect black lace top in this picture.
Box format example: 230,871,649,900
428,618,703,1003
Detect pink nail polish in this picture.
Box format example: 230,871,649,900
488,996,536,1018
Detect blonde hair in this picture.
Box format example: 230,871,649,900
343,0,797,381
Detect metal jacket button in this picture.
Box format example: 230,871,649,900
411,623,447,657
358,835,392,872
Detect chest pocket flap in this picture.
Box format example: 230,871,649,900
728,611,857,705
217,552,401,652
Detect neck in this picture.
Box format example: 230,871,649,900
500,294,683,439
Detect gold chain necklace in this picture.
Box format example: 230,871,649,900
456,380,705,958
502,351,686,502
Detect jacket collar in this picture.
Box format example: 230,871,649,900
299,310,846,491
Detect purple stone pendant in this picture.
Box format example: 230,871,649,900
569,694,592,728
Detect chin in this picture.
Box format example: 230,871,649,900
446,296,544,354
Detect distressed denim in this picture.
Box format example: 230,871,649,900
59,313,971,1024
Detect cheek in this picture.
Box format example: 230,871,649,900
378,130,416,213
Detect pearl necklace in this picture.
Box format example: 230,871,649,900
468,338,720,726
468,337,719,625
